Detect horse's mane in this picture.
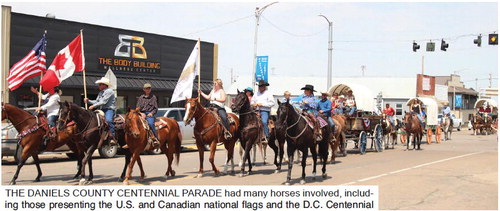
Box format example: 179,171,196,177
4,103,33,116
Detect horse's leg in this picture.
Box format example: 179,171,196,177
87,156,94,184
9,154,28,185
261,142,268,165
310,144,318,181
137,155,146,180
285,142,295,186
319,140,329,178
239,139,250,177
406,134,410,150
277,139,285,171
300,147,309,185
67,141,82,179
238,142,244,168
124,150,140,185
195,139,205,178
32,154,42,182
208,140,220,176
119,150,131,182
267,137,279,171
251,143,257,164
161,143,172,178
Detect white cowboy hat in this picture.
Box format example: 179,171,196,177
95,77,112,87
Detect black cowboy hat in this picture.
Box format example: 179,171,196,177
300,84,316,92
257,80,270,87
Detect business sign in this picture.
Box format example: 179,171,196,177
255,56,268,83
455,94,463,108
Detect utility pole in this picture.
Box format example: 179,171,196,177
319,14,333,90
475,78,478,91
489,73,492,88
361,65,366,77
421,56,424,75
252,2,278,88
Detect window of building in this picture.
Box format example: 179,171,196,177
396,103,403,115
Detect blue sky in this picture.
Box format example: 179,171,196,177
3,2,498,90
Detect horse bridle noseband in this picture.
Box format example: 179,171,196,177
281,104,308,141
2,105,36,128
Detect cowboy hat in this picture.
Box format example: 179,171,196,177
95,77,112,87
143,83,152,88
320,91,330,96
301,84,316,92
257,80,269,87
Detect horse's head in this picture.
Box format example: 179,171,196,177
231,89,249,113
276,99,292,126
125,107,142,138
57,101,73,131
183,97,199,125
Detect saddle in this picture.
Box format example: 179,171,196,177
208,108,235,125
154,118,169,130
302,113,328,129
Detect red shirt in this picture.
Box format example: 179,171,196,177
485,107,491,113
383,107,395,116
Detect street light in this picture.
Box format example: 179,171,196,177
319,14,333,90
252,2,278,88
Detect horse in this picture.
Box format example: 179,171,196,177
57,101,112,185
276,100,330,185
184,98,239,177
329,114,346,163
119,108,182,185
231,90,264,176
381,114,398,149
267,116,286,172
441,115,452,140
471,114,488,135
403,112,423,150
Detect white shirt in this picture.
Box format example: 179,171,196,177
251,90,275,112
40,93,60,117
209,89,225,108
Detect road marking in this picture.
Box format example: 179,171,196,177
341,151,485,185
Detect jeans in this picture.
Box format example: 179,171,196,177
103,109,115,137
144,112,157,138
48,115,58,127
259,110,270,138
348,106,357,115
388,115,395,127
327,116,335,127
211,104,229,131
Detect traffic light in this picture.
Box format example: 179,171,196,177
412,41,420,52
440,39,449,51
473,35,482,47
489,33,498,45
426,42,435,52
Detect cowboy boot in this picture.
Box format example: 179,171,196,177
148,130,160,149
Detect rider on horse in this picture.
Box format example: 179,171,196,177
251,80,275,143
291,84,322,141
134,83,160,148
244,87,254,102
31,86,61,149
383,103,396,128
442,102,453,126
410,101,425,129
199,79,232,140
84,76,117,145
318,91,335,131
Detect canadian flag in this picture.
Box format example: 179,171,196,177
40,34,85,93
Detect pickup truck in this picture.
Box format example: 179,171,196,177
155,108,195,146
437,113,463,131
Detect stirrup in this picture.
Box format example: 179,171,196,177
224,131,232,140
261,137,268,144
109,139,117,146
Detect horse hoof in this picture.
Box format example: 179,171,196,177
85,180,93,185
322,173,328,179
274,170,279,174
79,179,86,186
300,179,306,185
195,174,203,178
9,181,16,185
34,178,41,182
239,173,245,178
312,173,317,179
117,178,124,182
161,175,169,180
284,182,291,186
171,171,176,177
123,181,130,185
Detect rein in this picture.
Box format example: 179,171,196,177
282,105,308,141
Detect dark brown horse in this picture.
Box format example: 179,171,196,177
330,114,346,163
403,112,423,150
267,116,286,173
184,98,239,177
57,102,111,185
276,100,330,185
45,122,85,179
231,90,264,176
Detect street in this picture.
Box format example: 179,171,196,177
1,130,497,210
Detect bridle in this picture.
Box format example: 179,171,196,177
2,105,36,128
124,111,147,136
279,104,308,141
186,100,208,123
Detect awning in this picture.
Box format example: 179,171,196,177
23,75,213,91
448,86,478,95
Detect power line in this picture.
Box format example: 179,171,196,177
261,15,328,37
182,14,253,36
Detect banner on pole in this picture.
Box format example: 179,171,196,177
455,94,462,108
255,56,268,83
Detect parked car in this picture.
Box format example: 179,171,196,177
1,107,118,163
155,108,196,146
437,113,463,131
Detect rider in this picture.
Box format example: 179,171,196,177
383,103,396,128
292,84,322,140
282,91,291,102
84,76,117,145
411,101,425,129
136,83,160,148
251,80,275,143
442,102,453,126
318,91,335,130
345,90,357,116
243,87,254,102
199,79,232,140
31,86,61,149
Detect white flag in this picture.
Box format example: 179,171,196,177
171,40,200,103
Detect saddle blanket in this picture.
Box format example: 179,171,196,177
304,116,328,128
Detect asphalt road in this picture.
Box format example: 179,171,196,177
1,130,497,210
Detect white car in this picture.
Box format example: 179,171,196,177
155,108,196,145
437,113,463,131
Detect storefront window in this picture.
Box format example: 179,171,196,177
396,104,403,115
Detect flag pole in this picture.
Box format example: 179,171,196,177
38,30,47,108
197,39,201,103
80,29,88,109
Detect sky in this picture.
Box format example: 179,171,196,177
2,1,498,92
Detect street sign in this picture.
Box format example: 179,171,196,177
255,56,269,83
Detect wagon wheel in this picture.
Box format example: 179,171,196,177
374,124,383,152
426,128,433,144
435,125,442,143
359,131,367,155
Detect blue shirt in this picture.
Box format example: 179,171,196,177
89,87,116,110
442,106,451,115
291,94,318,113
318,98,332,116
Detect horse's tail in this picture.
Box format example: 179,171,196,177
174,123,182,166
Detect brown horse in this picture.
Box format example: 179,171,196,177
471,114,489,135
403,112,423,150
120,108,182,185
381,114,398,149
330,114,346,163
184,98,239,177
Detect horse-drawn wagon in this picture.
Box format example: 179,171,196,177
472,99,497,135
329,83,383,155
406,97,441,143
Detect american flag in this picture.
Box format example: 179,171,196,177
7,34,47,91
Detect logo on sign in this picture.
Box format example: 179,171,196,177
114,34,147,59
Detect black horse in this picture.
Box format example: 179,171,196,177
276,99,330,185
268,115,286,173
231,90,262,176
57,102,112,185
